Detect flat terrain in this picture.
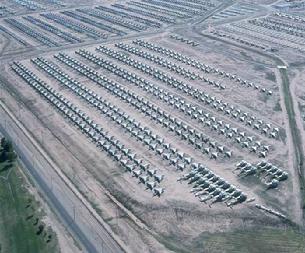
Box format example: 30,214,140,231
202,227,305,253
1,0,305,252
0,161,59,253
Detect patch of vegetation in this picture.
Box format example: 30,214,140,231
278,127,287,143
258,93,268,103
90,200,103,216
0,137,59,253
289,61,305,68
253,64,265,71
199,227,305,253
299,95,305,102
279,69,305,215
155,233,190,253
273,101,282,112
240,51,254,62
108,186,141,215
0,137,17,164
298,102,305,112
157,225,305,253
274,100,282,112
266,72,276,82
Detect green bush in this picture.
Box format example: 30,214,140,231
0,138,16,162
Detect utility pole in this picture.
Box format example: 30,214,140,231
0,83,3,101
73,205,76,222
17,102,22,119
208,22,212,33
50,176,53,192
41,129,44,146
100,240,104,253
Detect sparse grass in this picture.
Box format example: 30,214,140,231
266,71,276,82
253,64,265,71
110,188,139,214
240,51,254,62
90,200,103,216
200,227,305,253
289,61,305,68
274,100,282,111
154,224,305,253
258,93,268,103
0,160,13,174
0,164,59,253
279,127,287,143
279,68,305,213
155,233,190,253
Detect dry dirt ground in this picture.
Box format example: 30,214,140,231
1,0,305,252
0,34,299,251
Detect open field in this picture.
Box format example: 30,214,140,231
201,226,305,253
0,157,59,253
1,0,305,252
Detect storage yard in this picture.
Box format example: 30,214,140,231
1,0,305,253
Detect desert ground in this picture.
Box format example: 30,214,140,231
1,0,305,252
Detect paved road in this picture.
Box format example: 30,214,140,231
0,100,125,253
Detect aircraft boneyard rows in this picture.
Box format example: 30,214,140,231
0,0,298,252
3,0,211,49
12,61,166,197
31,56,231,160
77,47,276,158
0,0,291,216
211,11,305,53
7,31,289,209
11,60,249,206
132,39,274,94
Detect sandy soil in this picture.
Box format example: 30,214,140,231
0,0,304,252
0,32,297,251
